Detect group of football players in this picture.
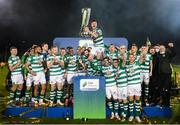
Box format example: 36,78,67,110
7,20,175,122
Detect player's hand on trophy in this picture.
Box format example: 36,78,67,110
83,26,90,33
168,42,174,47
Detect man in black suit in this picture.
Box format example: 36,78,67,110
157,42,176,106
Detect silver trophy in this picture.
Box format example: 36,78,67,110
80,8,91,36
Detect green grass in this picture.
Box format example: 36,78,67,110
0,64,180,124
172,64,180,77
0,65,9,114
0,65,9,96
0,117,173,124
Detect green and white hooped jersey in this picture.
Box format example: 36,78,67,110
141,53,152,73
114,66,128,87
93,28,104,47
102,65,116,87
65,54,78,74
86,58,99,76
106,51,118,62
27,55,44,73
126,61,141,85
47,54,64,76
8,56,22,75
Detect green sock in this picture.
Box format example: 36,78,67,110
123,102,128,117
145,84,149,99
50,90,55,102
57,90,63,101
25,90,31,102
40,94,44,101
9,90,15,101
135,100,141,116
114,101,119,115
107,101,113,114
128,100,134,116
34,96,38,102
15,89,21,101
119,102,124,116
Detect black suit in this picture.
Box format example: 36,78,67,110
157,46,176,106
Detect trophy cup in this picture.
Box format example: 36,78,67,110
80,8,91,37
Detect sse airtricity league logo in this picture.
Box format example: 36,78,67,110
80,79,99,91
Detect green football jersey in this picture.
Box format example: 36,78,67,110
8,55,22,75
65,54,78,74
141,53,152,73
93,28,104,47
102,65,116,87
126,61,141,85
27,54,44,73
47,54,64,76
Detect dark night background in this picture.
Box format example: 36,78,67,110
0,0,179,63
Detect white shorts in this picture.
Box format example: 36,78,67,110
127,84,141,96
106,85,118,100
50,75,64,85
140,72,150,84
11,74,23,84
33,72,46,85
26,73,33,87
117,87,128,100
67,73,77,84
